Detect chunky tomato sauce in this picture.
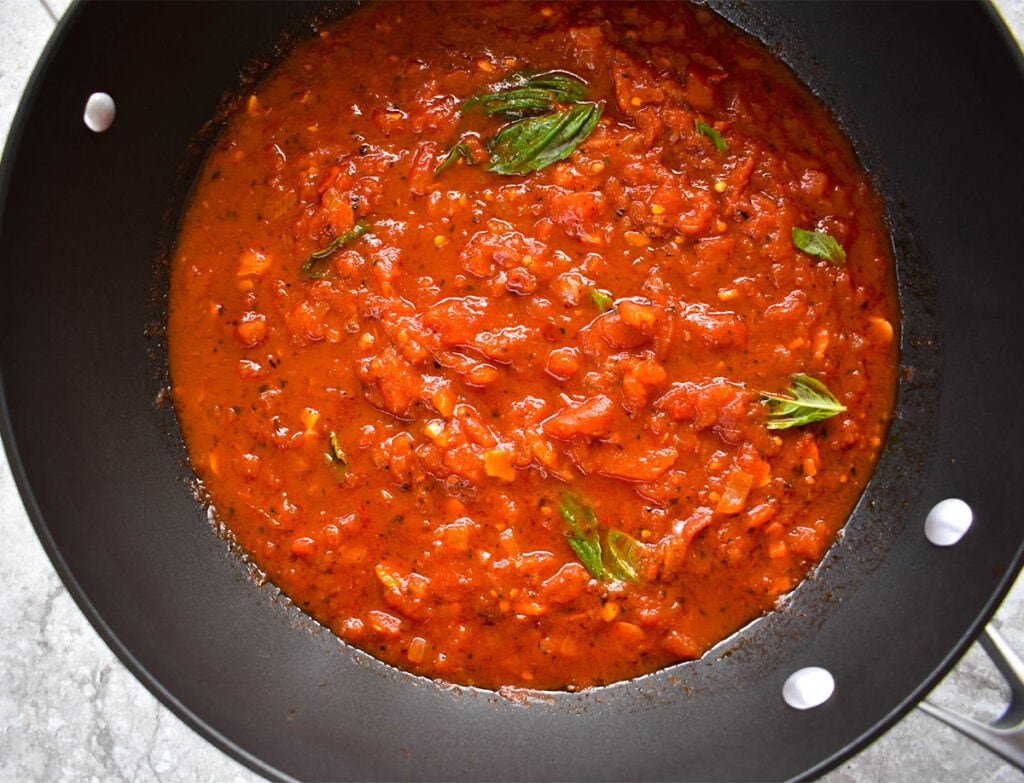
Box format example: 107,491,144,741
168,1,898,690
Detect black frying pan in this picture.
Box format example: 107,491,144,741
2,2,1024,780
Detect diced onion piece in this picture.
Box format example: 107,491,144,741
716,469,754,514
484,448,517,482
368,610,403,638
291,536,317,558
374,563,402,592
407,637,428,664
430,387,456,418
868,315,894,345
300,407,320,433
617,299,657,328
236,249,273,277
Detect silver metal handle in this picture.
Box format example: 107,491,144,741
919,625,1024,769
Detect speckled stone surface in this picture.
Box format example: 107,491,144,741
2,1,1024,781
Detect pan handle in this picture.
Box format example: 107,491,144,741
918,625,1024,769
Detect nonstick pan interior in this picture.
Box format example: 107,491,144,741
2,2,1024,780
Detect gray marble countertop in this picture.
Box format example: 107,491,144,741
3,1,1024,781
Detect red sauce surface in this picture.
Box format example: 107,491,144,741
168,1,898,690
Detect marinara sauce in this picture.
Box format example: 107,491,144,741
168,1,898,690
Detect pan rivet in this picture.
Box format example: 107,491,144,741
83,92,116,133
783,666,834,710
925,498,973,546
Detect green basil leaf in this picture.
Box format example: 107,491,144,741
487,102,603,175
465,88,559,118
760,373,846,429
559,493,603,580
326,431,348,479
695,119,728,152
511,71,589,103
559,492,596,533
559,493,641,583
589,288,615,312
792,227,846,266
568,532,605,581
605,529,640,583
464,71,590,120
300,221,371,279
434,142,475,175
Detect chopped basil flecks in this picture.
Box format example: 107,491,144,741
440,69,601,177
463,71,590,120
434,142,474,175
792,227,846,266
487,102,603,175
760,373,846,429
326,431,348,478
695,119,728,152
300,221,371,279
558,493,642,582
590,288,615,312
